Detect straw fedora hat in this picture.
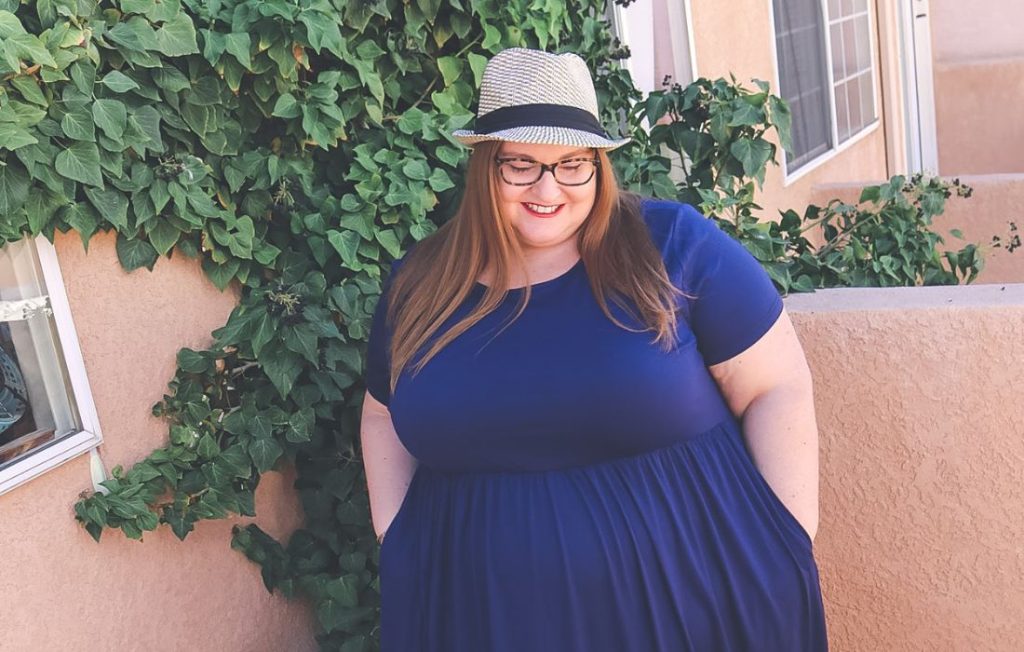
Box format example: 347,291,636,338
451,47,631,151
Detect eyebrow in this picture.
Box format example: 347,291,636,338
499,148,593,160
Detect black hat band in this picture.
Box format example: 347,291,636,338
474,103,609,138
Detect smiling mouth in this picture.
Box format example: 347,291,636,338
522,202,564,217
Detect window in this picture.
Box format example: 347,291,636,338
609,0,696,96
772,0,879,175
0,236,100,495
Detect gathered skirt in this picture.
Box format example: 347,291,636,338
380,419,828,651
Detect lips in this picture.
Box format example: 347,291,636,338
522,202,564,218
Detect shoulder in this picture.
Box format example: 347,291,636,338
636,197,720,264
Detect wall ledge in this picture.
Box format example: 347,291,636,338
783,283,1024,313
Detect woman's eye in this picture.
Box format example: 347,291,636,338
510,164,537,172
561,164,582,171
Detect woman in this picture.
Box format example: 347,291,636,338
361,47,827,651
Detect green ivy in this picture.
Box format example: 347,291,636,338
0,1,999,650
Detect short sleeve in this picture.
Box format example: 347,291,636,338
675,204,784,366
364,258,404,406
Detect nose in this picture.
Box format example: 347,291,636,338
530,168,564,201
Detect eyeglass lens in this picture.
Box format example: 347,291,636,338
497,159,597,186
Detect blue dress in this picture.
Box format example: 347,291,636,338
365,199,828,651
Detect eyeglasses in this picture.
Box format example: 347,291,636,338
494,156,600,186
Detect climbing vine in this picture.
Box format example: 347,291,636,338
0,1,996,650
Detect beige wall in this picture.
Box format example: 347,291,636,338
932,58,1024,175
811,174,1024,285
786,283,1024,650
929,0,1024,174
689,0,893,220
929,0,1024,62
0,231,316,651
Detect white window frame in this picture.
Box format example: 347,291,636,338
768,0,882,185
0,236,103,495
609,0,698,184
609,0,698,104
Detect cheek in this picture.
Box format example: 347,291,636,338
569,188,597,214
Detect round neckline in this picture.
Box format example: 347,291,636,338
474,257,584,291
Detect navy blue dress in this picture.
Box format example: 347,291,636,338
365,199,828,651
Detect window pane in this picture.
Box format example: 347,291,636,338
847,76,863,136
842,20,858,78
0,239,81,468
855,15,871,72
835,80,851,141
860,72,876,127
773,0,833,170
830,23,845,80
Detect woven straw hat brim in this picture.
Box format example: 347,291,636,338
451,125,630,151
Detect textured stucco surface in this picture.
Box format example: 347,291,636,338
0,231,316,651
689,0,891,221
932,58,1024,175
930,0,1024,63
929,1,1024,175
785,283,1024,651
810,175,1024,285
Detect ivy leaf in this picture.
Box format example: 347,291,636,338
147,218,181,255
285,406,315,443
93,99,128,140
467,52,488,87
55,141,103,187
60,106,96,141
25,188,62,235
374,229,401,259
261,346,302,398
116,234,158,271
197,433,219,460
106,16,160,52
401,159,430,181
0,122,38,150
224,32,252,70
99,70,141,93
6,33,58,67
61,203,101,247
10,75,47,106
327,229,361,267
428,168,455,192
437,56,463,87
0,160,30,215
154,13,199,57
248,438,283,473
131,105,164,153
85,186,129,231
272,93,301,119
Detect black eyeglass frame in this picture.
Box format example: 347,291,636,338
493,156,601,186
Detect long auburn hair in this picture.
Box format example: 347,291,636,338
383,140,687,397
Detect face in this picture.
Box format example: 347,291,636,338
494,142,598,255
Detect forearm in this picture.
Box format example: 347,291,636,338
740,381,820,540
360,400,419,540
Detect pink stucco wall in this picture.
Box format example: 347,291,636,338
786,283,1024,650
689,0,892,221
0,231,316,651
929,0,1024,175
929,0,1024,62
810,174,1024,285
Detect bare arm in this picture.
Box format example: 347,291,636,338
707,308,820,540
360,390,418,540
